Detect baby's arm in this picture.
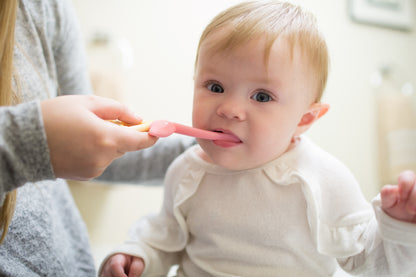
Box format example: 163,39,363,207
380,170,416,223
100,253,145,277
99,154,192,276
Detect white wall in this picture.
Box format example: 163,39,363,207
69,0,416,269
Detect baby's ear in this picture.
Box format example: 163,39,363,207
294,103,329,136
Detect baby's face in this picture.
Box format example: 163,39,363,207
193,35,317,170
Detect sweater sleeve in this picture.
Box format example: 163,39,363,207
0,101,55,198
0,0,89,201
52,0,92,95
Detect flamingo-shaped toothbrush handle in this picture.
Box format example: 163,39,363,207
149,120,240,142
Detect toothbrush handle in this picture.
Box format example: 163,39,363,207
172,123,239,142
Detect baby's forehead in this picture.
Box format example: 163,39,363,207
198,34,319,87
200,31,307,66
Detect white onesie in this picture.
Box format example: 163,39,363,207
105,136,416,277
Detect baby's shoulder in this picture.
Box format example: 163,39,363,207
298,138,357,182
164,146,206,190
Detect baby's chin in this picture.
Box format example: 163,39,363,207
195,147,264,171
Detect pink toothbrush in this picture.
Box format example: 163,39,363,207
149,120,240,142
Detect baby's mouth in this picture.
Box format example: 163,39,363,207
212,129,242,143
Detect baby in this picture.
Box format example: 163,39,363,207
100,1,416,276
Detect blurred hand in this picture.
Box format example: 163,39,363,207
100,254,145,277
380,170,416,223
41,95,158,180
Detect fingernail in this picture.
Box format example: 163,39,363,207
401,171,415,182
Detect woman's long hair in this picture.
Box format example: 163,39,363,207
0,0,19,244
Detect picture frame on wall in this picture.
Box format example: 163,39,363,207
349,0,414,30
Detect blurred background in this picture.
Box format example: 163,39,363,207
68,0,416,273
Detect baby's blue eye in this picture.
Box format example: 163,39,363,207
207,83,224,93
252,92,272,102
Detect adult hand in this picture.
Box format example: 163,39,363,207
41,95,158,180
100,254,145,277
381,170,416,223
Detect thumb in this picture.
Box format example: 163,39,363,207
111,125,159,153
397,170,416,201
83,95,159,152
380,185,399,210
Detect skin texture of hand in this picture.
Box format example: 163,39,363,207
381,170,416,223
100,254,145,277
41,95,158,180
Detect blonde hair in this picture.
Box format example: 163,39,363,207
195,1,329,101
0,0,19,244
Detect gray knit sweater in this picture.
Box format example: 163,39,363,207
0,0,194,276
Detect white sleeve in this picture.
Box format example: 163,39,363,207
336,195,416,276
99,152,197,276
